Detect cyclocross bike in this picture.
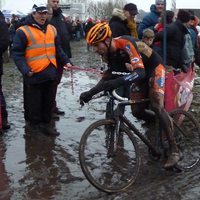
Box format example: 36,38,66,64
79,90,200,193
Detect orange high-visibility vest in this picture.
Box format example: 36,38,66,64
18,24,57,72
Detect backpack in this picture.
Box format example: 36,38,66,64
181,30,194,72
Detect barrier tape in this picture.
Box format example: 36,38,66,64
64,65,102,73
64,65,101,94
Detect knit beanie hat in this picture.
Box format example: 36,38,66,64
155,0,164,4
177,9,191,23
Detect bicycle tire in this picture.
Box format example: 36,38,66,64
169,109,200,171
79,119,141,193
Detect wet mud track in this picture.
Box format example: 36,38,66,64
1,39,200,200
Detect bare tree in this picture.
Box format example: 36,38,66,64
87,0,128,22
137,9,149,21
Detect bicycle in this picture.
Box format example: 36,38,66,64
79,90,200,193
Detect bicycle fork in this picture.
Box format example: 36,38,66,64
107,117,121,158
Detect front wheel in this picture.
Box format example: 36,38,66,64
169,109,200,171
79,119,141,193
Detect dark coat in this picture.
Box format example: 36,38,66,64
11,15,71,85
50,8,72,58
0,11,9,76
109,9,130,38
84,21,95,36
109,16,130,38
137,4,160,39
154,19,189,69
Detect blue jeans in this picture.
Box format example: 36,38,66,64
76,31,81,41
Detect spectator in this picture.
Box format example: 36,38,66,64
0,10,10,129
75,20,82,41
190,16,200,67
84,18,95,50
47,4,53,21
65,18,73,40
3,18,10,63
48,0,72,116
84,18,95,37
12,3,72,136
8,16,20,57
154,9,193,74
71,20,77,39
10,14,16,24
189,15,199,48
142,29,163,58
109,3,139,38
137,0,164,39
108,3,139,115
154,10,175,46
123,3,139,38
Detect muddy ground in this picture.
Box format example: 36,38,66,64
1,39,200,200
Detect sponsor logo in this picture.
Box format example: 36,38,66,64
156,69,165,88
156,77,164,88
177,86,191,107
125,44,133,56
131,57,139,63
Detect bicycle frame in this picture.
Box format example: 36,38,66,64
89,92,184,160
111,99,164,159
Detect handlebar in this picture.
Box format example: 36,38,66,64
91,90,128,101
112,90,129,101
80,89,129,110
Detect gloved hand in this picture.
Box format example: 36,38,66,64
104,77,125,91
79,91,93,104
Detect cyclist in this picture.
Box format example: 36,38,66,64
79,22,181,168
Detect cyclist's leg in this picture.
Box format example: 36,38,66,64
149,64,181,168
130,82,155,122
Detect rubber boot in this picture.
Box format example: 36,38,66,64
164,139,181,168
2,116,10,129
39,123,60,136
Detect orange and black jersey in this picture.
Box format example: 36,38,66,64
90,35,165,96
106,35,164,78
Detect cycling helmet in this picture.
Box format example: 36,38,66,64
86,22,112,44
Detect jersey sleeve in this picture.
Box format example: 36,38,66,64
114,38,144,70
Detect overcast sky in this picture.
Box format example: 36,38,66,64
2,0,199,15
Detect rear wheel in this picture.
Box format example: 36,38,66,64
169,109,200,171
79,119,141,193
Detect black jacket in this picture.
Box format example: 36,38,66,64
109,9,130,38
154,19,189,69
50,8,72,58
0,11,9,76
84,21,95,35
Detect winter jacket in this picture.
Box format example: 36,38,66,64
50,8,72,58
11,14,71,85
84,21,95,36
154,19,189,69
109,8,130,38
137,4,160,39
0,11,9,76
